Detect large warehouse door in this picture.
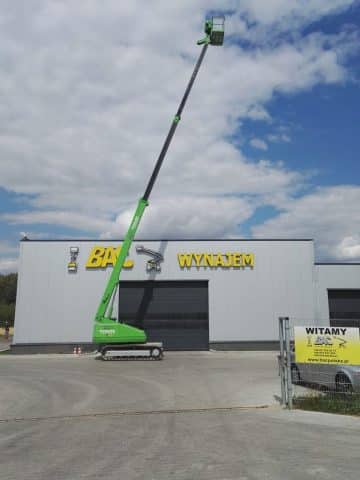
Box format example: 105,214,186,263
118,280,209,350
328,289,360,328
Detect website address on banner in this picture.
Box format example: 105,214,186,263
307,358,350,364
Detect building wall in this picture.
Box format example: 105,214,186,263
14,239,316,345
314,264,360,326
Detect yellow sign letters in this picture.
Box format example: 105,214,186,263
86,247,255,271
177,252,254,269
86,246,134,269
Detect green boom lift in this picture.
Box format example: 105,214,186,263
94,16,225,360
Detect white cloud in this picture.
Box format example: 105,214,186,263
0,257,18,274
0,241,18,256
1,211,113,234
0,0,358,265
336,235,360,260
252,186,360,261
241,0,354,22
268,133,292,143
0,242,19,273
106,196,255,239
250,138,268,151
228,0,356,41
245,105,272,122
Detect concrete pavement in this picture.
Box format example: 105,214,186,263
0,352,359,480
0,336,10,352
0,351,280,420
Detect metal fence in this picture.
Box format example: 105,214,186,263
278,316,360,411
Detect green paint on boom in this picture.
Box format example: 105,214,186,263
93,16,225,346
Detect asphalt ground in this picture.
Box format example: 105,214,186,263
1,352,359,480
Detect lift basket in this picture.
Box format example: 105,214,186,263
210,16,225,46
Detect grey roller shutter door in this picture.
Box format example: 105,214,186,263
328,289,360,328
118,280,209,350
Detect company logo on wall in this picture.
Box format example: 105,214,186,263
136,245,164,272
68,247,79,273
84,246,254,271
86,246,134,269
85,245,163,272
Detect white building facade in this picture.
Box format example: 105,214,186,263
13,239,360,352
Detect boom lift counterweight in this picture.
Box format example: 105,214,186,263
94,16,225,360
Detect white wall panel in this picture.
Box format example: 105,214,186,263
14,239,318,344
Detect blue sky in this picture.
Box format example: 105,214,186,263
0,1,360,272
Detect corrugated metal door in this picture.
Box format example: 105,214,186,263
328,289,360,328
118,280,209,350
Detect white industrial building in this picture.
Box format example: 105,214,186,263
12,239,360,352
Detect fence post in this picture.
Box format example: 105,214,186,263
284,317,293,409
278,317,286,405
278,316,293,409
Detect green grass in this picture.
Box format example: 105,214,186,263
294,393,360,416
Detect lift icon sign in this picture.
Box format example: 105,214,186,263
136,245,163,272
314,335,333,346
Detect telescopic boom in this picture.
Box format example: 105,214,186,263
93,16,225,350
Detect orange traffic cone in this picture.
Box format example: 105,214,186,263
78,346,82,355
73,347,77,355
